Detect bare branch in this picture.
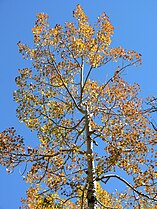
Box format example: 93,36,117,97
96,174,157,202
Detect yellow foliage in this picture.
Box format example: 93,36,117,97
1,4,156,209
32,26,42,35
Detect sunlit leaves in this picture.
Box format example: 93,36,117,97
0,4,156,209
0,128,25,172
32,26,43,35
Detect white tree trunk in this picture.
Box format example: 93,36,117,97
85,105,97,209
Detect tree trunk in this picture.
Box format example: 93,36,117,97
85,105,97,209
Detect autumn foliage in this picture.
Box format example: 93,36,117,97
0,5,156,209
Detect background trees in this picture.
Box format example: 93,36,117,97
0,4,156,209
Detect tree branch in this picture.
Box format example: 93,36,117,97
96,174,157,202
101,59,140,92
38,110,85,130
48,57,82,112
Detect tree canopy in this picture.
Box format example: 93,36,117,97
0,5,156,209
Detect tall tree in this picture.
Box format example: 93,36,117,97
0,5,156,209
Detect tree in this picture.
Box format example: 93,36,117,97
0,4,156,209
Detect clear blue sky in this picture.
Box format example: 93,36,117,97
0,1,157,208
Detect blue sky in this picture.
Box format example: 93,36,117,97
0,1,157,208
